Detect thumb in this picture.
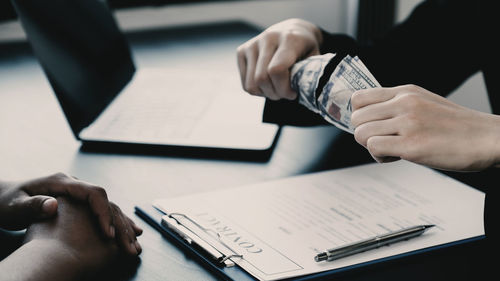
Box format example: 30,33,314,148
18,195,58,219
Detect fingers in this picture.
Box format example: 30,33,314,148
365,135,405,162
25,195,58,218
2,195,58,230
128,217,143,236
351,99,398,128
39,196,58,216
354,118,400,148
241,43,262,97
351,89,405,163
111,203,142,256
64,180,115,239
236,45,247,93
254,39,279,99
237,21,319,100
351,88,397,111
17,173,143,255
268,45,300,99
354,117,403,164
24,173,114,238
238,38,301,100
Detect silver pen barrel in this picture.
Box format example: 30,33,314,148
315,225,434,262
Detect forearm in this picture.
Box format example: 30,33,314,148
485,113,500,168
0,239,82,281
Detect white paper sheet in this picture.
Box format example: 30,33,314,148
154,161,485,281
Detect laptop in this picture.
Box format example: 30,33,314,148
12,0,279,157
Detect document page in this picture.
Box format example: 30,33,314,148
154,161,485,281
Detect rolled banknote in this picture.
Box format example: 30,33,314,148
290,53,334,114
318,55,381,132
290,53,381,133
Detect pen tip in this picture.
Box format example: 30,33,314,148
424,224,435,229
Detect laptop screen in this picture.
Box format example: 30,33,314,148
12,0,135,138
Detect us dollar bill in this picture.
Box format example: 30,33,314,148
291,54,380,133
290,53,334,114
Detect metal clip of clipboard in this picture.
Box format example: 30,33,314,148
161,213,244,267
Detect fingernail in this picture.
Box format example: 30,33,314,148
42,198,57,214
109,225,115,238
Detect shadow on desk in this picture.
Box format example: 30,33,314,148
100,256,142,281
0,40,33,64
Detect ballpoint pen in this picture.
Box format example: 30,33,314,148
314,224,435,262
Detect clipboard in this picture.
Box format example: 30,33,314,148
135,204,256,281
135,204,372,281
134,205,484,281
134,161,486,281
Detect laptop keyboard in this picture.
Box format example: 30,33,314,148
80,67,265,142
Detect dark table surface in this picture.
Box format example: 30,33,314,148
0,21,497,281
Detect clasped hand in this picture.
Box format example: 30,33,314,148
0,173,142,255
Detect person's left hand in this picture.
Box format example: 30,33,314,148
0,173,142,255
350,84,500,171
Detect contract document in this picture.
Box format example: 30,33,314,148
153,161,485,281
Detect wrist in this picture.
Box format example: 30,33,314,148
490,114,500,167
4,239,83,281
30,238,103,279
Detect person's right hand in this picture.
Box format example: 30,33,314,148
350,85,500,171
236,18,323,100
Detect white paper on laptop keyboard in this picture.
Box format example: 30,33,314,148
80,67,278,149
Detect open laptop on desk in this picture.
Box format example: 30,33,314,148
12,0,279,158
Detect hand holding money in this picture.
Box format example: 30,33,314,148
237,20,500,171
236,18,323,100
294,54,500,171
291,53,381,133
